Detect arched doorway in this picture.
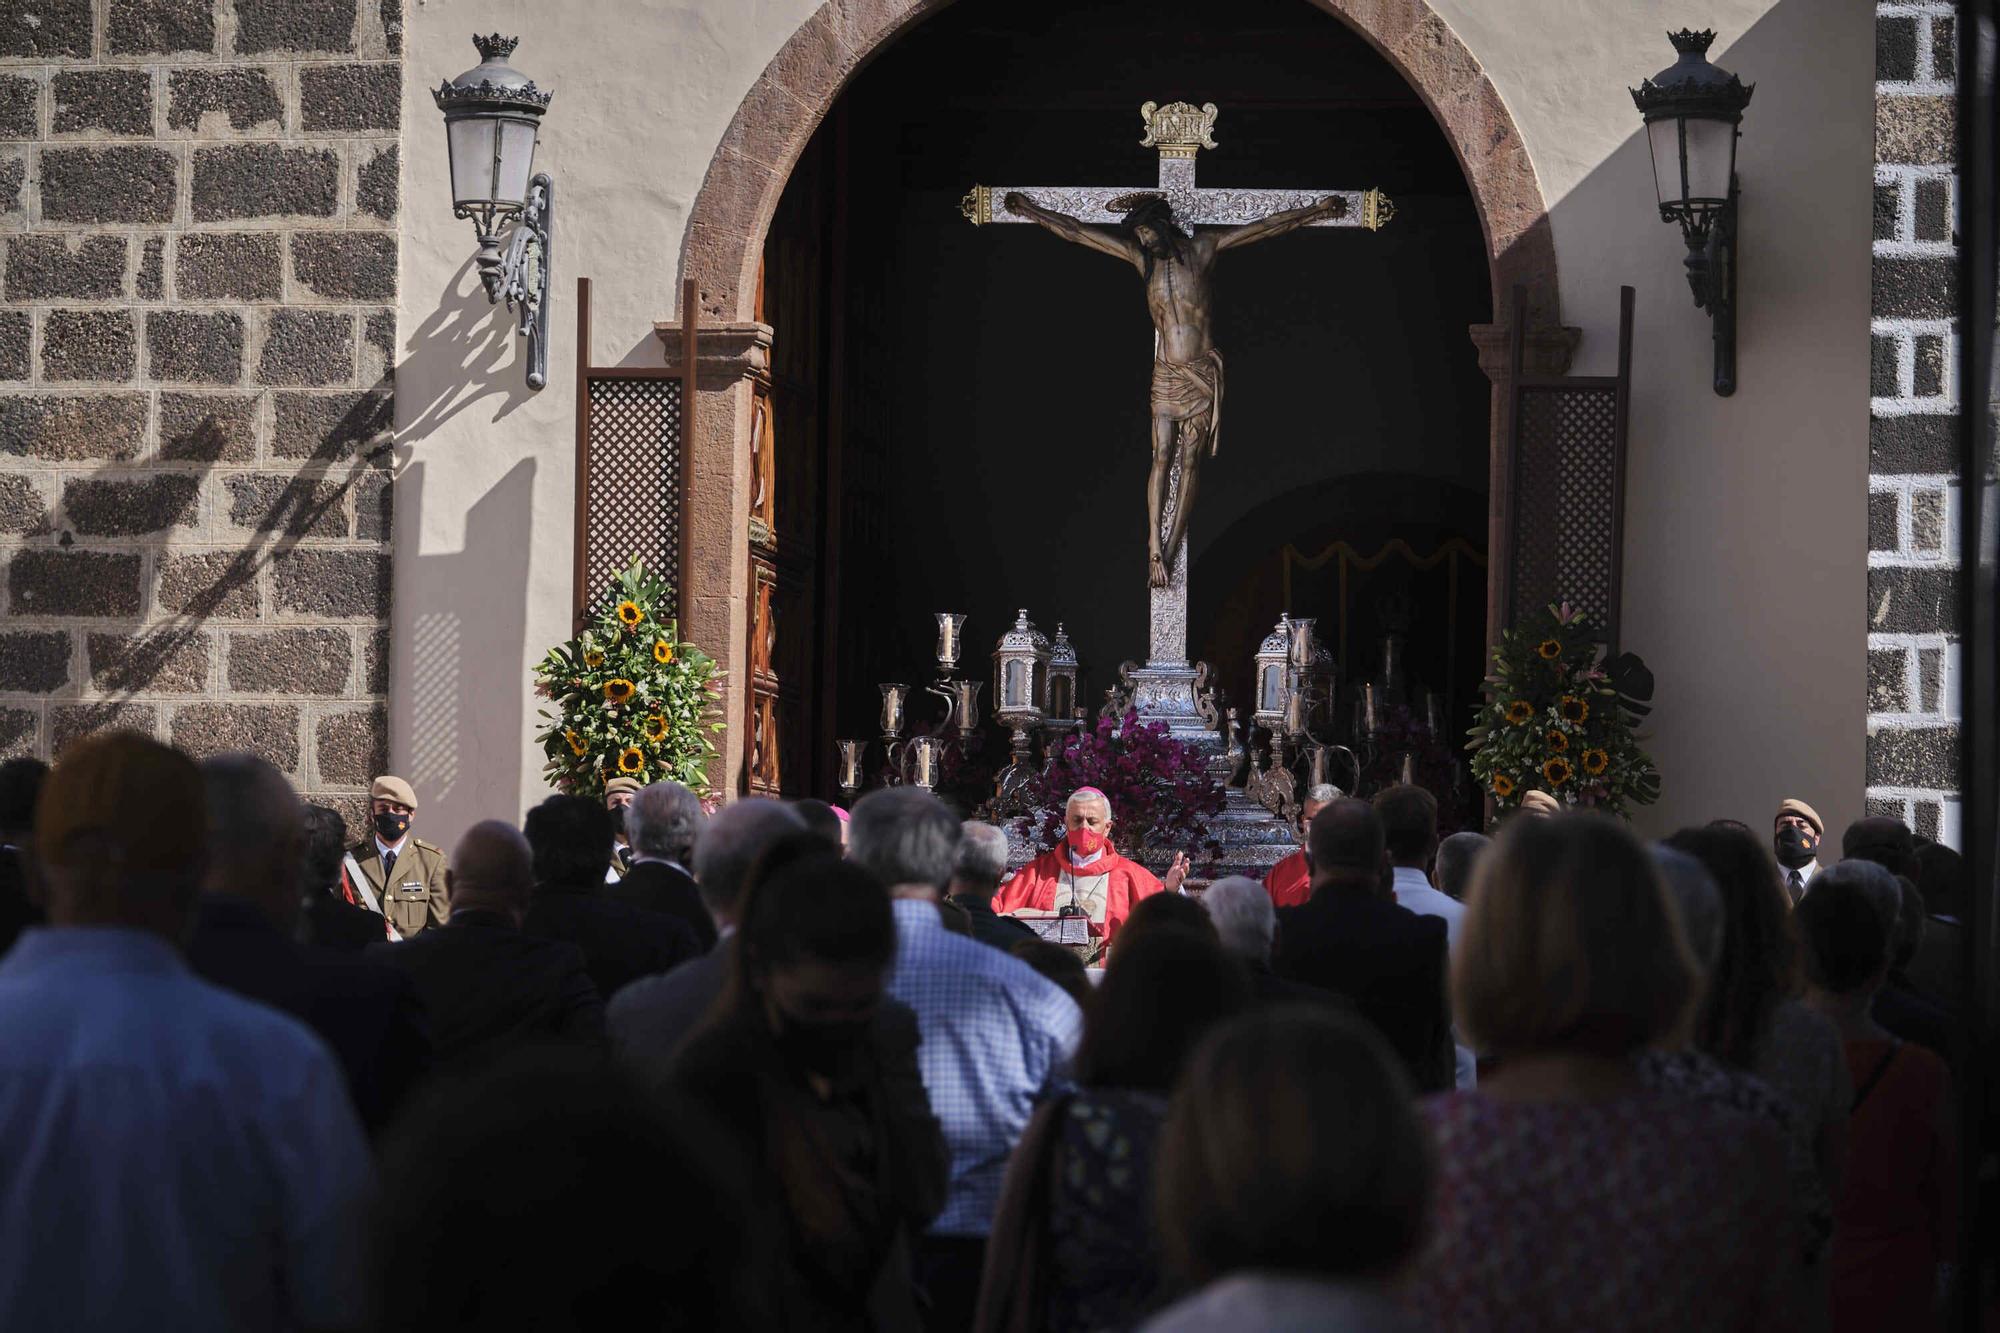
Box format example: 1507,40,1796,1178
677,0,1567,796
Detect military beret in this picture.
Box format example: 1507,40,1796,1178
1775,798,1822,835
371,775,419,810
603,776,643,798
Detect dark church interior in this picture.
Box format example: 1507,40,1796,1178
761,0,1493,794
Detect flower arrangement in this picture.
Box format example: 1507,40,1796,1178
1018,709,1225,863
1466,603,1660,817
533,558,722,796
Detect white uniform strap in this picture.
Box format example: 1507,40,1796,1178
342,853,402,942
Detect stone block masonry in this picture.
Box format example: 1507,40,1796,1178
0,0,400,829
1870,0,1962,846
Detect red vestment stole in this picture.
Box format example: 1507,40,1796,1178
1263,848,1312,908
993,839,1164,943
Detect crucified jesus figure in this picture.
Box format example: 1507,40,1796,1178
1005,190,1346,588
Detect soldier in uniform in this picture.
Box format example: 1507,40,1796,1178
346,776,450,939
603,776,642,881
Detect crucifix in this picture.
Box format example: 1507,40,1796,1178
963,101,1392,729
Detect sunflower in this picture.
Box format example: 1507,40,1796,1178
643,714,668,743
564,729,586,757
1546,730,1569,752
616,600,643,628
583,649,605,668
1582,748,1610,776
617,746,645,774
603,678,636,704
1542,756,1573,787
653,639,674,665
1491,772,1517,799
1503,699,1534,726
1537,638,1563,660
1558,695,1590,724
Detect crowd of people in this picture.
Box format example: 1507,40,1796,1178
0,729,1975,1330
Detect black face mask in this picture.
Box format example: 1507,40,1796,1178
374,810,411,843
773,1011,873,1080
1774,825,1818,869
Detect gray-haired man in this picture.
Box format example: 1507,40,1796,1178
606,798,803,1081
947,821,1036,954
605,780,713,950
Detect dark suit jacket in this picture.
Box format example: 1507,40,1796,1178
604,860,718,952
671,999,946,1333
0,848,42,958
1273,881,1453,1092
300,887,388,952
607,946,732,1087
371,907,604,1068
1879,975,1961,1071
186,896,433,1135
522,880,703,1001
947,892,1036,955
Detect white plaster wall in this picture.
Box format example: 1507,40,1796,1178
395,0,1870,847
1425,0,1873,838
394,0,817,842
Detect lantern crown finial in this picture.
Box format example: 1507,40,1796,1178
473,32,520,61
1631,28,1753,119
1667,28,1716,56
435,33,553,113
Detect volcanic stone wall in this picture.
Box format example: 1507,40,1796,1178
1868,1,1962,844
0,0,400,831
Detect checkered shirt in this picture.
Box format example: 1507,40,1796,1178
888,898,1084,1236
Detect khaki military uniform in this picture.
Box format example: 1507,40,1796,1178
347,836,451,938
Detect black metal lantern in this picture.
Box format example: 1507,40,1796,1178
434,34,555,389
1631,29,1753,396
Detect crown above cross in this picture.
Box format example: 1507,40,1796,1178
961,100,1393,234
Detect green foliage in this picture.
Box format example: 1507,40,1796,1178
1466,602,1660,818
532,559,722,796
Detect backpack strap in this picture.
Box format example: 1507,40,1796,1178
1851,1038,1904,1113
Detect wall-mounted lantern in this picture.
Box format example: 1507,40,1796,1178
434,34,554,389
1631,29,1753,396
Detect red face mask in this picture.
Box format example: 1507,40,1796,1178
1068,828,1105,857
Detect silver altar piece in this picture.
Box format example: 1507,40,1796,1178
935,613,968,672
1253,616,1291,731
835,739,865,800
1047,625,1080,722
991,611,1053,816
993,610,1051,720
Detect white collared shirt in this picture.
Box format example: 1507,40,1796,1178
1392,864,1475,1091
374,835,408,866
1392,865,1466,950
1784,858,1820,895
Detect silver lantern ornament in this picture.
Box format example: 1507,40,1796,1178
1253,615,1292,732
1046,623,1080,723
992,610,1051,726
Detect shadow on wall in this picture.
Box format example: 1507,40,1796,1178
4,401,391,736
1531,0,1869,836
397,256,536,445
394,456,536,843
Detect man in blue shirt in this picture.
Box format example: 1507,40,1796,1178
850,788,1083,1332
0,733,373,1332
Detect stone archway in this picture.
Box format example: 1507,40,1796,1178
670,0,1570,790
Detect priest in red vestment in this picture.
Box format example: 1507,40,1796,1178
994,787,1190,958
1262,783,1341,908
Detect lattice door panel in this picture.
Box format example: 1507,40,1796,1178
1509,384,1621,636
583,377,683,617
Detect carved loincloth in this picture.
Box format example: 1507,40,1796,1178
1150,348,1224,457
